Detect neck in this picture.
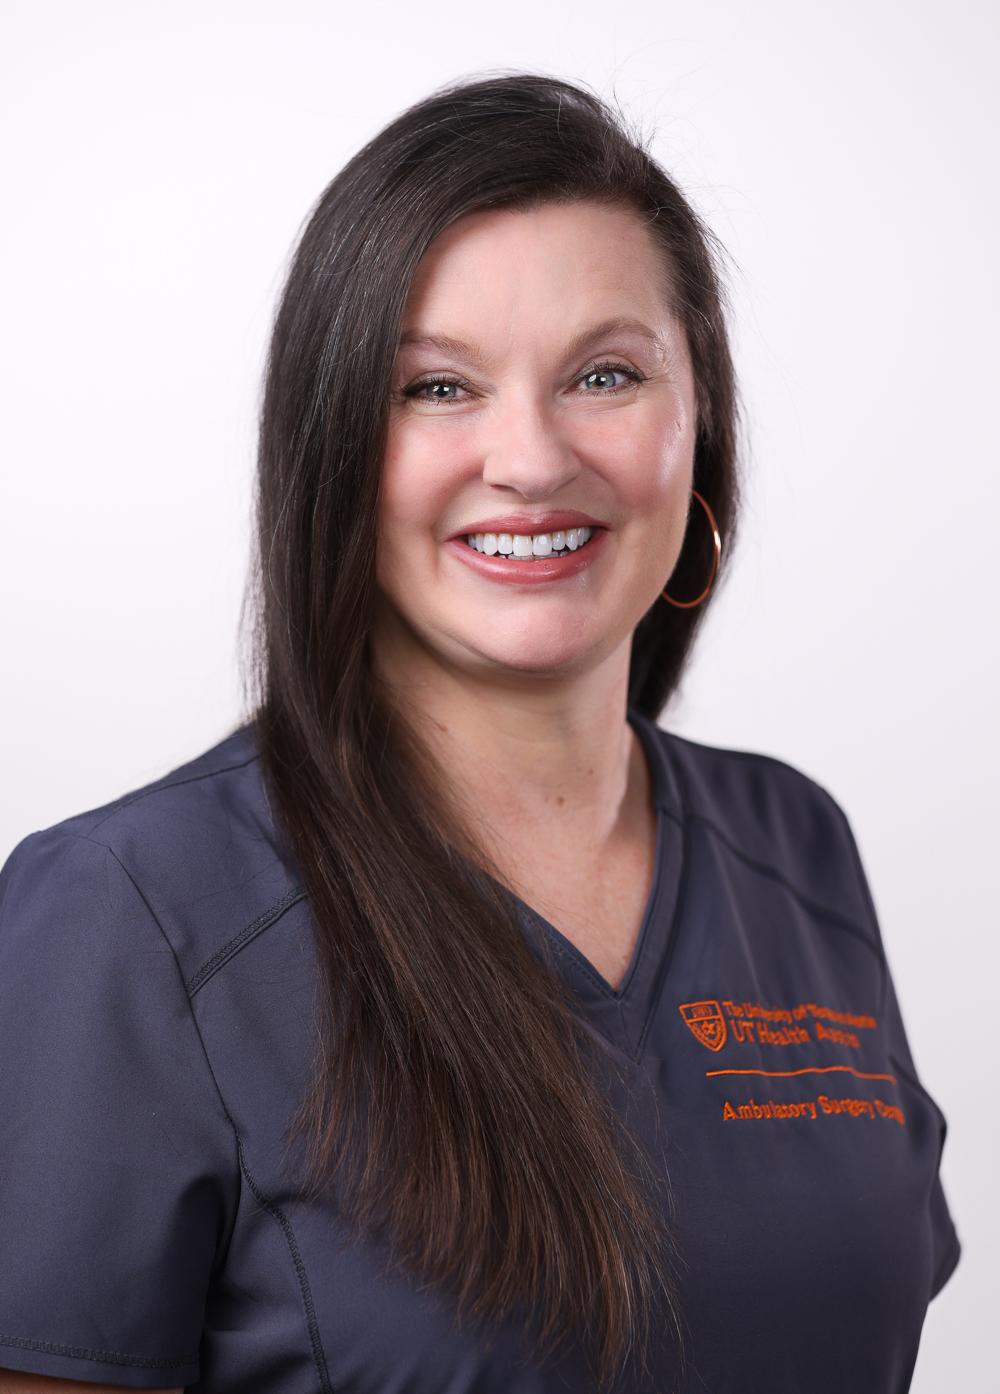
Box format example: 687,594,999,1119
374,613,644,881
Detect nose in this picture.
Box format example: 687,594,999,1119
480,395,581,501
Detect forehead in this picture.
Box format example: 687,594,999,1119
401,201,675,343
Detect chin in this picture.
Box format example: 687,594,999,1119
459,623,610,679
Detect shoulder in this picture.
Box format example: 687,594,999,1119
0,726,305,990
646,723,877,936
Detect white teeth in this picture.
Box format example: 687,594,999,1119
465,526,593,558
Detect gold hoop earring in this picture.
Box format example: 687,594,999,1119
661,490,721,609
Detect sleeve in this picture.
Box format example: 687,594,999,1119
0,829,239,1388
881,962,961,1299
836,805,962,1300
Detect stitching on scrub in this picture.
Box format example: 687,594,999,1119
185,887,308,997
660,732,838,795
628,713,684,818
0,1334,197,1369
690,814,885,963
640,741,885,1059
636,809,693,1061
237,1140,333,1394
831,795,897,1023
537,920,615,999
516,902,615,1000
104,847,246,1276
613,806,669,1007
97,835,326,1390
659,732,882,951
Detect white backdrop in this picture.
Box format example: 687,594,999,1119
2,2,996,1385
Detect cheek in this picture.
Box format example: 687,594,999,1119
580,405,694,518
379,422,462,550
604,412,696,597
376,418,483,607
380,430,432,534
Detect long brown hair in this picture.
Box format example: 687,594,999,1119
254,74,738,1384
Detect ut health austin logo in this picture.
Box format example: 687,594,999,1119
678,1000,727,1051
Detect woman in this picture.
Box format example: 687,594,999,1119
0,75,957,1393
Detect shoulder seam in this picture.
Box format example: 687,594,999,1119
660,730,833,792
100,845,245,1259
659,738,880,956
86,750,260,836
691,812,885,961
72,828,305,1006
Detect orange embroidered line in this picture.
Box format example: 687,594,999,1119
705,1065,897,1084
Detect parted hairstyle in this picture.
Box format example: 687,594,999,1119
253,74,738,1385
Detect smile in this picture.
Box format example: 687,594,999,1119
449,524,606,585
465,526,593,559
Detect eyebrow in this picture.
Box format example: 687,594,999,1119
396,318,665,369
561,317,665,360
396,332,489,370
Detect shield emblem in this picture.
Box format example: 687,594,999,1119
679,1000,727,1051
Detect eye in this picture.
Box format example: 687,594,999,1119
404,376,469,404
577,363,642,394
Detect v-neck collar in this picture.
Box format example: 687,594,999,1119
516,712,687,1060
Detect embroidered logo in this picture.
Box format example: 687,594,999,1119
679,1000,727,1051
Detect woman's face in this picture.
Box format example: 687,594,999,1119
376,200,698,686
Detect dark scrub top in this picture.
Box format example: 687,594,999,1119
0,716,958,1393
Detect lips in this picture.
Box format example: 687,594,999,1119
446,512,603,540
447,524,606,585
